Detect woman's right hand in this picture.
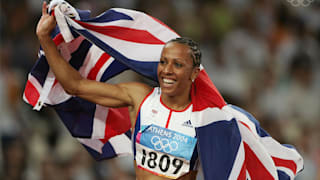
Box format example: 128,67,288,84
36,1,56,39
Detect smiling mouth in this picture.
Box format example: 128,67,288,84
162,78,175,84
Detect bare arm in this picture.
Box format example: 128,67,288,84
36,2,151,108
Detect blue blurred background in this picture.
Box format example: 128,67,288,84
0,0,319,179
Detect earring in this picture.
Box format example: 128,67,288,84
192,79,194,83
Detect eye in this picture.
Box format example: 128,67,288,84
159,59,166,65
174,62,183,68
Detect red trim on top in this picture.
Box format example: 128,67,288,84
138,165,162,177
159,96,192,112
165,110,173,128
133,88,155,128
74,20,165,45
272,156,297,175
53,79,58,87
160,96,191,129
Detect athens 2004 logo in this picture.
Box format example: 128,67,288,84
287,0,314,7
151,136,178,153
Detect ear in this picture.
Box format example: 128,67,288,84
191,67,200,82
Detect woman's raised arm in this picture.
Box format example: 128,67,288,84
36,2,151,108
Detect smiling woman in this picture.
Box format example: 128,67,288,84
31,1,305,179
133,39,201,179
35,3,202,179
157,40,200,110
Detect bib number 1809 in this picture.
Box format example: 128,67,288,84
141,149,183,174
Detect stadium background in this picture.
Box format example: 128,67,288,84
0,0,319,179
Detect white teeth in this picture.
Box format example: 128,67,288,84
163,78,175,84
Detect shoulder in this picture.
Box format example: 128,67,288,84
119,82,152,96
119,82,153,106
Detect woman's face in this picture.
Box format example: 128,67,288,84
157,42,198,97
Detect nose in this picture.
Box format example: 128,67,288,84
163,63,173,74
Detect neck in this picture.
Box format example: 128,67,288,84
160,91,191,111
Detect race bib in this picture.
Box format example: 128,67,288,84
135,125,197,179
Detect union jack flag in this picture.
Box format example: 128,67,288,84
23,1,303,179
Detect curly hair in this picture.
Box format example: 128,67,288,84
167,37,201,67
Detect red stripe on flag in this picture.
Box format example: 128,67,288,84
53,33,64,46
240,121,252,132
147,15,179,37
272,156,297,175
100,107,131,144
87,53,111,80
24,80,40,107
191,70,226,111
237,161,247,180
74,20,165,45
244,142,275,180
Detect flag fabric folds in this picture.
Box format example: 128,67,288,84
192,105,303,179
23,1,303,179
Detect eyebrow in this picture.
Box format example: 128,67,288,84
173,58,186,63
161,55,185,61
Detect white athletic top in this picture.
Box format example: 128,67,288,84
133,87,198,179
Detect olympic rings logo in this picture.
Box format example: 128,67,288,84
151,136,178,153
287,0,314,7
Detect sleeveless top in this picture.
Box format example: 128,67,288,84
132,87,199,179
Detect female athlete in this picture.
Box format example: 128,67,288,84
37,2,201,179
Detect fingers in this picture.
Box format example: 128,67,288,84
42,1,47,15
